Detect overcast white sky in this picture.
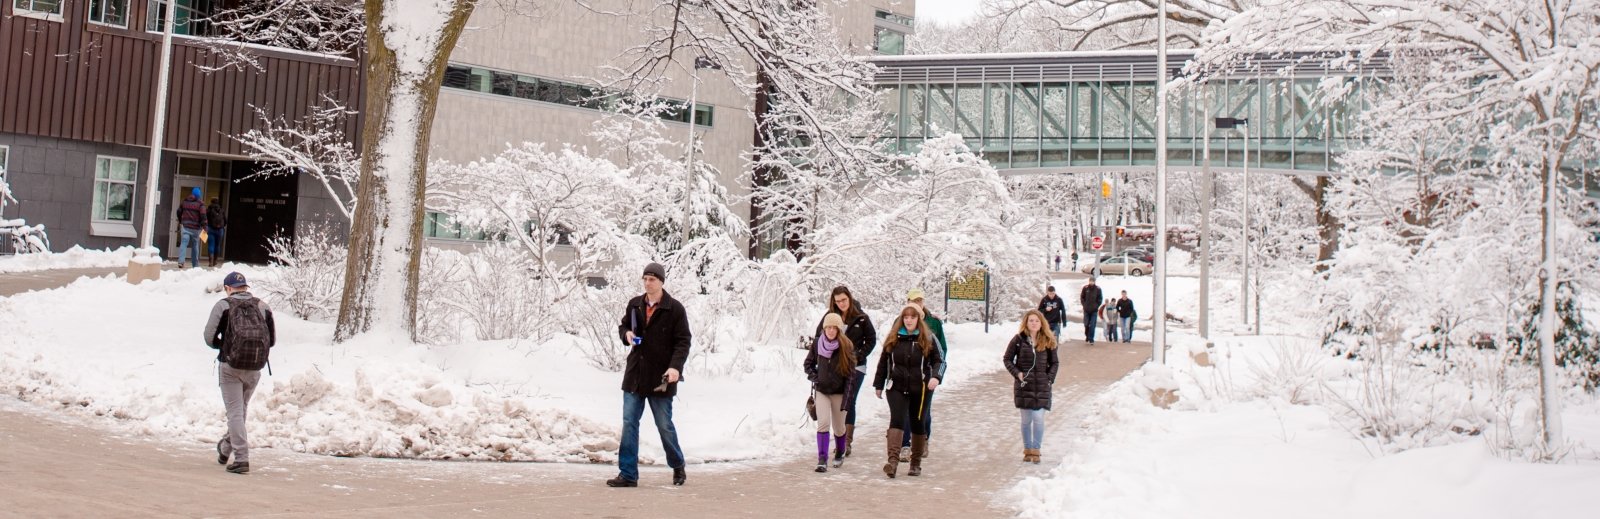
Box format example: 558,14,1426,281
911,0,986,25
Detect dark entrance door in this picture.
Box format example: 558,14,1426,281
225,163,299,264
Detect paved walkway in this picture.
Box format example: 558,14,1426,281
0,268,1153,517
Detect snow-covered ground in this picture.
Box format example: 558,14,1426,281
0,264,1017,467
1009,334,1600,519
0,246,137,273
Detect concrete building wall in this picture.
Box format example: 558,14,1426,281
0,132,156,252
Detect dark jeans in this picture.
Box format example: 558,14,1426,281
844,369,866,425
207,226,224,257
617,391,685,481
1048,320,1062,340
1084,310,1099,342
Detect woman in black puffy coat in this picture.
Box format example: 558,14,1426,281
812,286,875,456
1003,309,1060,464
873,304,944,478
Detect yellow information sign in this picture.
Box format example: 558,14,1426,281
947,269,988,301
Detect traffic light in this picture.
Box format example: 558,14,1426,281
1101,179,1112,198
1116,226,1125,237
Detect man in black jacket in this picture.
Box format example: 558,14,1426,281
1080,278,1104,344
607,262,692,488
1037,286,1068,339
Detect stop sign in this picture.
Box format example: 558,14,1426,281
1091,236,1104,250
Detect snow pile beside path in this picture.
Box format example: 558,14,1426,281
0,268,1015,465
0,245,136,273
1008,335,1600,519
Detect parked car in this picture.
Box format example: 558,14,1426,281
1112,249,1155,264
1082,255,1152,276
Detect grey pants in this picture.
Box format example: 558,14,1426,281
218,363,261,463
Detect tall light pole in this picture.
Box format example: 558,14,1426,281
1198,91,1213,341
681,56,721,247
135,0,180,272
1152,0,1169,364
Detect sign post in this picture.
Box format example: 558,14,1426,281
1091,236,1103,251
946,267,991,333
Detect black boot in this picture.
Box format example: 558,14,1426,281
673,467,686,486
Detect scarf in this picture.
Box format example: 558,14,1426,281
817,334,840,358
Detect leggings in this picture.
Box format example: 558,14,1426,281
887,389,931,436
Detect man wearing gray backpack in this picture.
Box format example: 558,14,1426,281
203,272,276,474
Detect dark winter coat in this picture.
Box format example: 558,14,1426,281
207,203,227,229
1037,295,1067,324
804,338,854,395
1003,333,1059,410
1080,284,1104,312
202,291,277,364
177,196,206,230
1117,298,1137,320
813,311,876,367
616,290,692,397
873,328,945,395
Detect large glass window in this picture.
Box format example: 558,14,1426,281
442,63,713,127
88,0,128,26
874,26,907,56
93,157,138,223
147,0,214,36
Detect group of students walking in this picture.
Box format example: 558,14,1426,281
1037,277,1138,344
198,262,1130,484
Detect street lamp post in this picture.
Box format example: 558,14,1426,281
1153,0,1169,364
681,56,721,246
133,0,180,278
1214,116,1250,328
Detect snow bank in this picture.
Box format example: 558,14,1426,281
0,268,1015,466
0,246,137,273
1008,335,1600,518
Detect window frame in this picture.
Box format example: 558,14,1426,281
87,0,130,28
0,144,10,215
90,156,139,238
442,62,715,128
145,0,211,36
12,0,65,20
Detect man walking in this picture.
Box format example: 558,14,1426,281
204,272,276,474
609,262,691,488
176,187,207,268
1117,290,1137,343
1037,286,1068,339
1080,277,1104,344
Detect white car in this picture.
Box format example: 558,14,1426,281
1081,255,1151,276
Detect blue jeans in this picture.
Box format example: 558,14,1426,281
1084,310,1098,342
618,391,685,481
1020,408,1045,450
179,227,202,267
207,226,224,258
1049,321,1062,341
1106,320,1119,342
1121,316,1134,342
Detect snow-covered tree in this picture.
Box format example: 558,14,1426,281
1199,0,1600,453
233,97,361,221
334,0,479,342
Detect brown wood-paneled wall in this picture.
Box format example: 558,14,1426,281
0,0,362,156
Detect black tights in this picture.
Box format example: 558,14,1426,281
886,389,932,435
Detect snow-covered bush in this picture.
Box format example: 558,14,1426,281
263,222,347,321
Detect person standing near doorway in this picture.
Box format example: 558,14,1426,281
206,198,227,267
176,188,206,268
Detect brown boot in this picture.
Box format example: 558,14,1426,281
1022,448,1031,462
1031,448,1042,464
908,434,927,476
844,424,854,457
883,428,902,478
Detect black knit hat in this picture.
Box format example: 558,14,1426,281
643,262,667,282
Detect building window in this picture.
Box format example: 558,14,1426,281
424,211,493,241
92,157,138,238
442,63,715,127
88,0,129,26
13,0,63,16
873,9,912,56
146,0,214,36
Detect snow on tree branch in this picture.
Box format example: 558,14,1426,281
233,96,361,221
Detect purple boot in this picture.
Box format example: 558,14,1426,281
815,432,830,473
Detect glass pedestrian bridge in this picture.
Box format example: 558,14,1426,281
870,50,1392,176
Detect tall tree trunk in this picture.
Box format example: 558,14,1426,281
334,0,476,342
1293,177,1341,274
1537,153,1564,448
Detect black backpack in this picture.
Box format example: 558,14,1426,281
224,297,270,371
207,206,226,228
